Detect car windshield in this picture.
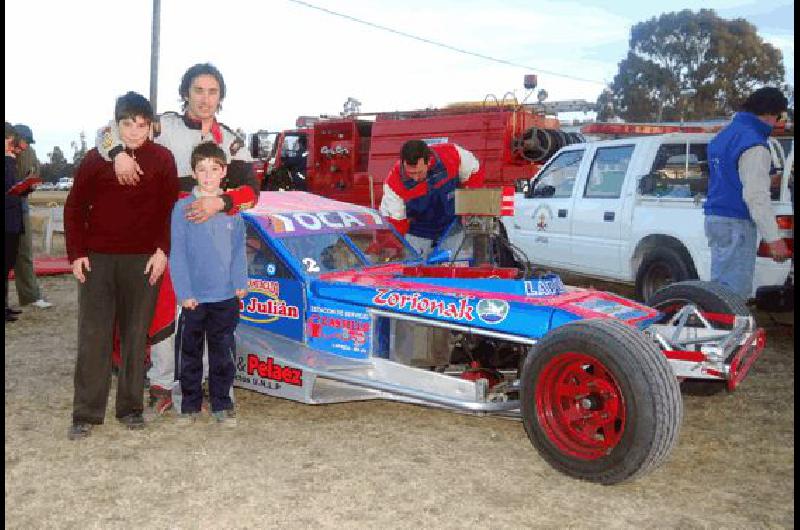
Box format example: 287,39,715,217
279,227,418,275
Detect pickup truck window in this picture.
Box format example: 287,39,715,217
530,150,584,198
584,145,634,198
647,143,709,198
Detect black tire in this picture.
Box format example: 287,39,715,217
520,319,683,484
645,280,751,396
645,280,751,325
634,246,696,302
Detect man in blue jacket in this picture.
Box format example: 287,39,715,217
704,87,790,299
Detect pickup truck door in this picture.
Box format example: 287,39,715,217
570,144,636,275
512,149,585,268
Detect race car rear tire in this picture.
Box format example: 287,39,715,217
646,280,751,322
520,319,683,484
646,280,751,396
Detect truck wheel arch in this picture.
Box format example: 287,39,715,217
632,236,698,301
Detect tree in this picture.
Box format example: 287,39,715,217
599,9,786,122
40,146,71,183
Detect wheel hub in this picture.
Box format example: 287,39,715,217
535,352,626,460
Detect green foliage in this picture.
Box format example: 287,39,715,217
39,146,70,183
598,9,787,122
40,133,86,183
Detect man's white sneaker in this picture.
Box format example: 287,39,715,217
31,299,53,309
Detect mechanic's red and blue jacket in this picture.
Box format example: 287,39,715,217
379,143,485,240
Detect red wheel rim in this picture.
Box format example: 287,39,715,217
535,352,626,460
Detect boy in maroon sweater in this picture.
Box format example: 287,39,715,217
65,92,179,440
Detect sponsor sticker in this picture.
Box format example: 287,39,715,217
261,210,383,235
245,354,303,386
524,276,565,296
240,279,300,324
372,289,475,321
476,299,510,324
101,129,114,150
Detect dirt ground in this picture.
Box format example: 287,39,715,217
5,231,795,528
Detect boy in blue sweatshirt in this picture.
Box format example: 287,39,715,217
170,142,248,425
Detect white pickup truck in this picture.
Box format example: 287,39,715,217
502,132,793,308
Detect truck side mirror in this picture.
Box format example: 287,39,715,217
530,184,555,198
524,179,534,198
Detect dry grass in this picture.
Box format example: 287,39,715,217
4,231,794,528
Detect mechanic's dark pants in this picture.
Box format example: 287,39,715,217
175,298,239,414
72,253,160,424
5,232,20,310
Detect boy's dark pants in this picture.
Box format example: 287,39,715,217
176,297,239,413
72,253,160,424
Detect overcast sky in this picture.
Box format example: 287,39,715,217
4,0,794,163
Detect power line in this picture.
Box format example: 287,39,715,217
287,0,607,86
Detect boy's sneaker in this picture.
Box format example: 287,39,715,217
68,422,93,440
211,409,237,427
148,385,173,415
176,412,200,425
31,299,53,309
118,413,145,430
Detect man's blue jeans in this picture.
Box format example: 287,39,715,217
704,215,757,299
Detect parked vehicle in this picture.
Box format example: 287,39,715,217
502,133,793,307
235,191,766,484
251,89,590,206
55,177,73,191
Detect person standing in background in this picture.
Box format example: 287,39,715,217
5,123,24,323
11,124,53,313
704,87,790,299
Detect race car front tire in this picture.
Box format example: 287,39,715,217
520,318,683,485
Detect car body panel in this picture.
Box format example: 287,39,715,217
236,192,662,409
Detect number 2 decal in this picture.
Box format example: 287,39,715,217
302,258,320,272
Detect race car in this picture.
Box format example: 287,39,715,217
236,192,765,485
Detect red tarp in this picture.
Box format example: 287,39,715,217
7,256,71,279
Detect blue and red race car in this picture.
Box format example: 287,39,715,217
235,192,764,484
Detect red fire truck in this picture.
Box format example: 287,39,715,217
251,99,588,209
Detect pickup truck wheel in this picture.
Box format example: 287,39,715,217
520,319,682,484
645,280,751,396
635,247,695,302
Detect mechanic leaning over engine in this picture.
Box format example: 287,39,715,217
379,140,485,258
